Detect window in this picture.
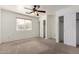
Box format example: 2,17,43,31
16,17,32,31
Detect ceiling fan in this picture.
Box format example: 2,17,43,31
24,5,46,16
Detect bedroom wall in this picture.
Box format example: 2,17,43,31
47,15,56,39
39,14,56,39
56,6,78,47
1,9,40,43
39,14,47,39
0,9,1,43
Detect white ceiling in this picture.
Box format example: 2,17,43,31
0,5,71,17
40,5,70,14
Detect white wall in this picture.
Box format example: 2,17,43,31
0,9,1,43
47,15,52,38
39,14,56,39
47,15,56,39
64,13,76,47
39,14,47,38
1,9,39,43
51,15,56,39
56,6,79,47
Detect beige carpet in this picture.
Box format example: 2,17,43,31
0,37,79,54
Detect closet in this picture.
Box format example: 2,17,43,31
59,16,64,43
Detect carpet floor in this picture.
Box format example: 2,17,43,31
0,37,79,54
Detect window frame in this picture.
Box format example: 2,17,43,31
16,17,32,31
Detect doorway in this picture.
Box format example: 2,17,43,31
59,16,64,43
76,13,79,46
43,20,46,38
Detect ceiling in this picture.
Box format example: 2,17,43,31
0,5,70,17
40,5,70,14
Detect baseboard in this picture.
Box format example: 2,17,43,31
0,36,40,44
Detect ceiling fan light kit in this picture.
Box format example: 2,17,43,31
24,5,46,16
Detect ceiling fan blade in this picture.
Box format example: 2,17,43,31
24,7,33,10
37,10,46,13
25,12,33,14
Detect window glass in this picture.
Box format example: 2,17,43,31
16,18,32,31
